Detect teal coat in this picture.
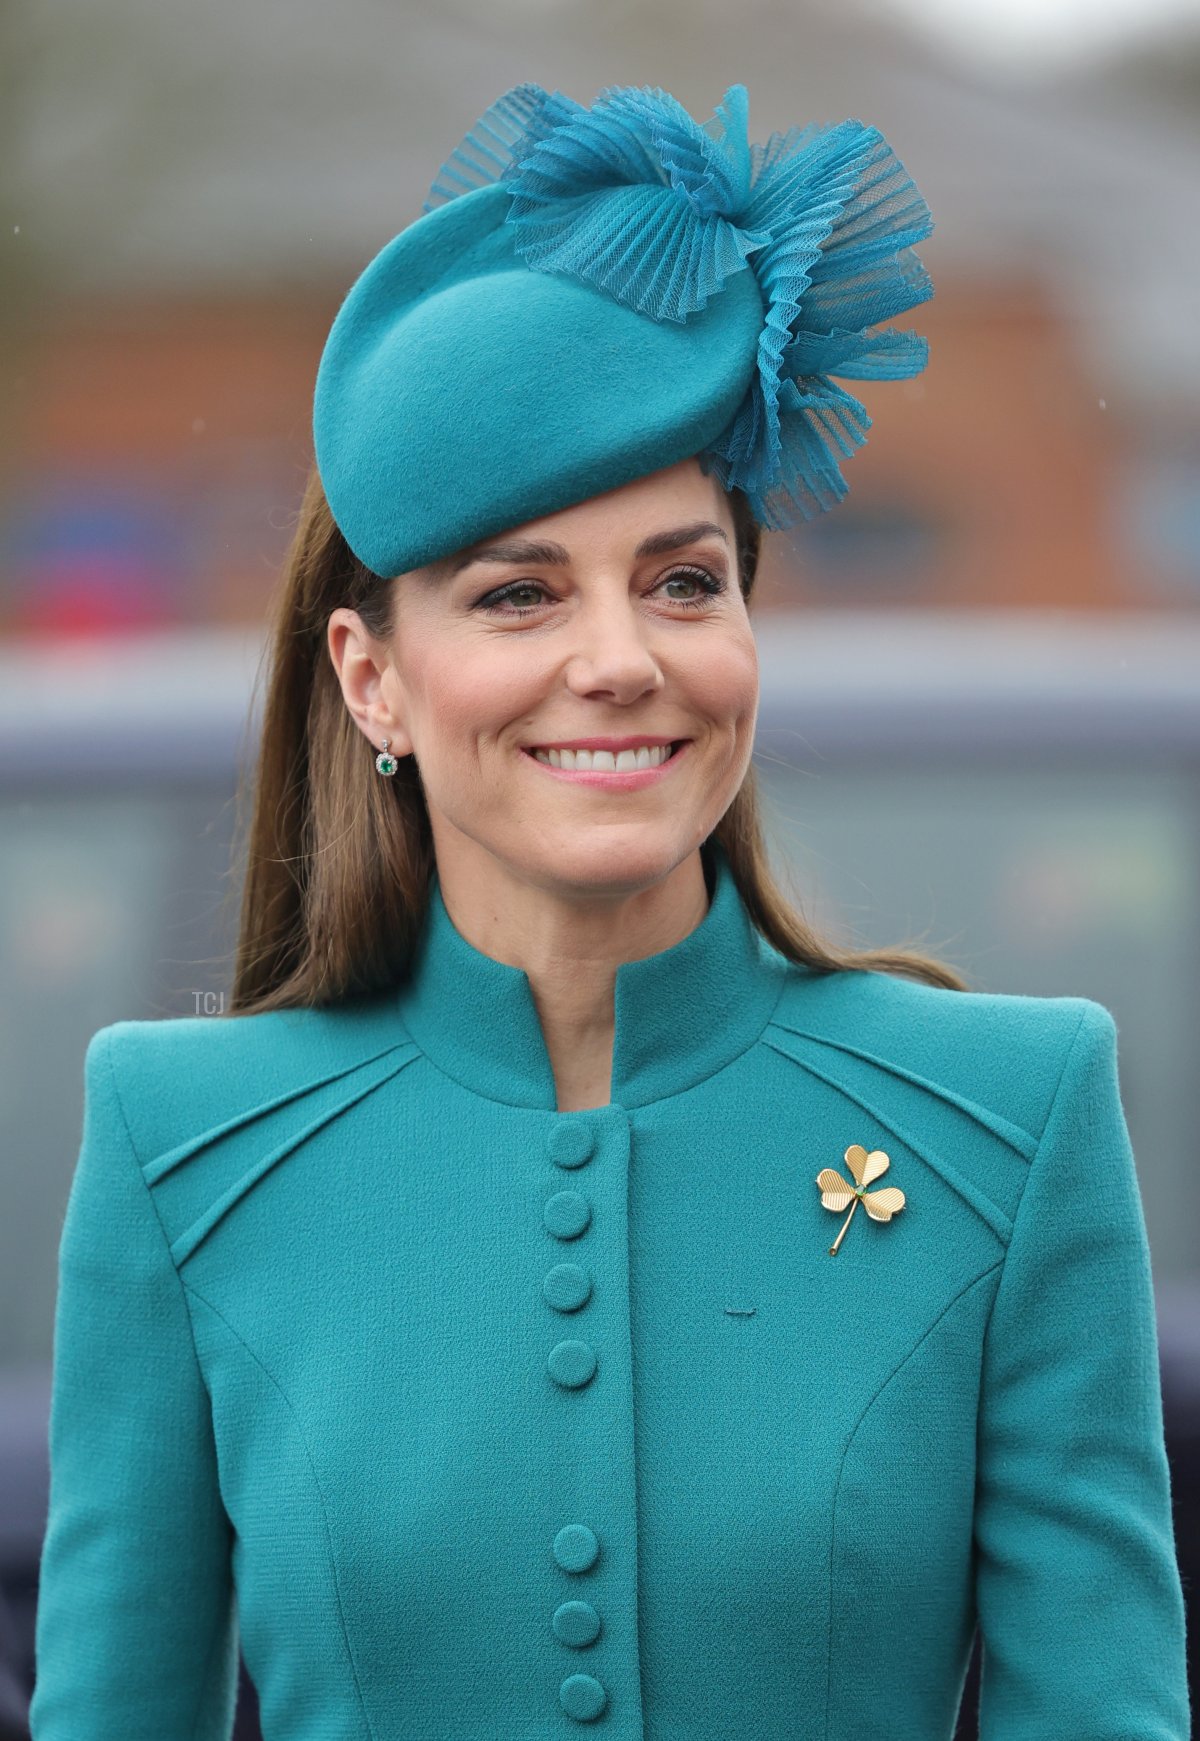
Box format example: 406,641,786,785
30,839,1190,1740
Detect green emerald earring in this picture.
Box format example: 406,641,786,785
375,738,398,777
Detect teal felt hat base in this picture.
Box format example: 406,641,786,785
313,183,765,577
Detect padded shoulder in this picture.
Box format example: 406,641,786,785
90,994,420,1266
764,965,1111,1243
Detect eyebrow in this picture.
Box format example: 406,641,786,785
439,519,730,579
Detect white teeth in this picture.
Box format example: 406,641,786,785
530,743,675,771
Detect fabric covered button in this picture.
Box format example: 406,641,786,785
553,1523,599,1572
560,1673,607,1721
546,1123,596,1170
544,1190,591,1240
548,1339,597,1389
543,1262,592,1313
553,1599,601,1648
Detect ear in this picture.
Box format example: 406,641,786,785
326,608,416,759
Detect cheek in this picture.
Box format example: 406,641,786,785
407,622,758,766
678,631,759,729
408,643,536,758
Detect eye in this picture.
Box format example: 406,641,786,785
472,564,727,619
658,565,726,610
472,580,547,619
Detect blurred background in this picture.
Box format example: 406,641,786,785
1,0,1198,1733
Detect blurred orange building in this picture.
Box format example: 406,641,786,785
3,7,1198,637
4,268,1190,639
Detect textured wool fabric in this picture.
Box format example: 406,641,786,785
31,837,1190,1740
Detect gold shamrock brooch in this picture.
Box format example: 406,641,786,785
817,1144,906,1256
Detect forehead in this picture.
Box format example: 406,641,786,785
426,460,730,580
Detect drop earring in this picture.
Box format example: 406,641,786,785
375,738,398,777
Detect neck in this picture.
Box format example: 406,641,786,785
430,836,713,1110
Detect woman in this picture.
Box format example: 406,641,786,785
30,81,1189,1740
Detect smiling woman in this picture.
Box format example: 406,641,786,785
29,77,1189,1741
225,455,967,1024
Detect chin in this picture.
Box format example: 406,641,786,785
512,830,702,895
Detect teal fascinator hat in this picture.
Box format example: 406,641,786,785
312,81,935,578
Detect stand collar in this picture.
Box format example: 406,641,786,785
396,838,791,1110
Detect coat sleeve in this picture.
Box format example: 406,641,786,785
973,1000,1191,1739
29,1025,239,1740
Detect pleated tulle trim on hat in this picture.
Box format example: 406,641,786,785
420,80,935,530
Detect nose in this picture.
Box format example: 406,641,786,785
560,595,665,701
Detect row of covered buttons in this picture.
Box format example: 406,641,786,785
544,1120,606,1723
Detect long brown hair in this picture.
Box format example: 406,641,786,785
225,465,970,1014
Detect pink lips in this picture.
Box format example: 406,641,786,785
523,740,689,790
